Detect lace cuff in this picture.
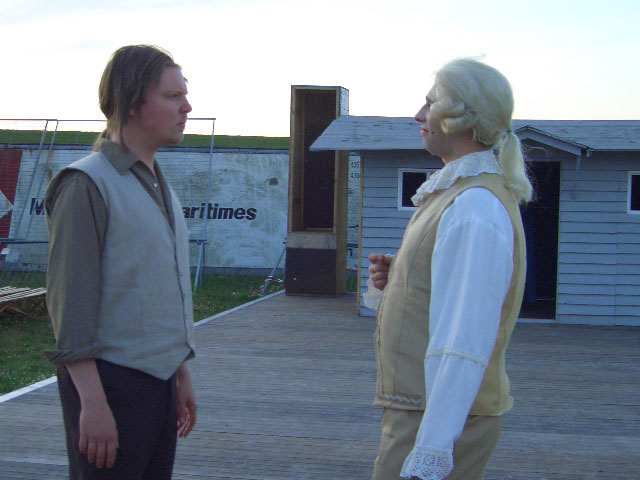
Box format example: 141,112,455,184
362,276,384,310
400,446,453,480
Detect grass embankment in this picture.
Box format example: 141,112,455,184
0,273,282,395
0,129,289,150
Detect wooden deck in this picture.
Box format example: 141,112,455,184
0,292,638,479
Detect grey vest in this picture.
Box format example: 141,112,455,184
67,152,195,380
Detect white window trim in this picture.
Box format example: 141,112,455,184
397,168,435,211
628,171,640,215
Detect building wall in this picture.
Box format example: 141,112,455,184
556,151,640,325
358,148,640,326
359,150,440,316
5,147,290,269
2,145,361,273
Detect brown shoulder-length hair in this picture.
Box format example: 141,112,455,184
93,45,180,151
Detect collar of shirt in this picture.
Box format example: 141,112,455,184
411,150,502,207
98,138,175,230
99,138,143,175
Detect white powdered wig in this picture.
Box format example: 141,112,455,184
431,58,533,204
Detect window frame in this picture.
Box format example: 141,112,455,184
397,168,435,211
628,171,640,214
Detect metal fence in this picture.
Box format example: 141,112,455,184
0,118,216,290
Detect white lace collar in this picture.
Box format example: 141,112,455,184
411,150,501,207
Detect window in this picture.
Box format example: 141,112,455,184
398,169,435,210
629,172,640,214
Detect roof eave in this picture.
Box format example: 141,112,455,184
515,126,587,156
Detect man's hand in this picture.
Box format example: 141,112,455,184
368,253,393,290
176,363,197,437
66,360,119,469
78,399,119,469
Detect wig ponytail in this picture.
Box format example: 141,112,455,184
498,131,532,204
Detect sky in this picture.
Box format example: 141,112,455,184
1,0,639,136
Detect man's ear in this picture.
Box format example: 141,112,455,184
128,108,137,120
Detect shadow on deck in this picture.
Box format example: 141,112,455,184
0,292,638,479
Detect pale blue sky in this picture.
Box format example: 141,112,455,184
1,0,638,136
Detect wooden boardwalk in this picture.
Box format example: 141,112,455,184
0,292,639,479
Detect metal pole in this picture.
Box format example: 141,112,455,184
193,119,216,292
260,239,287,296
24,121,58,239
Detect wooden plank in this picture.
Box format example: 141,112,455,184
617,254,640,264
616,295,640,306
559,222,618,234
561,169,625,181
361,226,406,239
362,216,411,228
558,242,617,254
362,197,397,208
558,232,623,244
616,285,640,295
616,305,640,316
560,179,622,191
362,176,396,188
557,304,615,315
614,275,640,285
559,253,617,265
560,200,626,212
557,262,616,275
618,242,640,252
557,294,616,306
557,273,615,285
0,287,29,298
557,284,616,295
361,207,413,219
619,222,640,233
560,211,638,223
361,237,402,249
363,187,397,198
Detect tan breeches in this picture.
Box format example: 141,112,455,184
372,408,505,480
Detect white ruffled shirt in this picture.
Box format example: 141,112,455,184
365,150,514,480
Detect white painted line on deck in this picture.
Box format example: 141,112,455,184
0,376,57,404
194,289,284,326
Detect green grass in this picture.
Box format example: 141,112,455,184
191,273,283,320
0,314,56,395
0,129,289,150
0,273,281,395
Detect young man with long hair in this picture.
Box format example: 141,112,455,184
46,45,197,479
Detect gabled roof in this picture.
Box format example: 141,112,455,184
310,117,640,154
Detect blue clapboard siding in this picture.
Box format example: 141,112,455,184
319,119,640,325
556,151,640,325
359,150,440,316
358,149,640,325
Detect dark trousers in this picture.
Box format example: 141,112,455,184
57,359,177,480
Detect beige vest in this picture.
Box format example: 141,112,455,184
67,152,195,380
374,173,526,415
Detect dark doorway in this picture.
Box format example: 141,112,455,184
520,161,560,319
302,92,336,230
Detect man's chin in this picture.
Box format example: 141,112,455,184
164,134,184,147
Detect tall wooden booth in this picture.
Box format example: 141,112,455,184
285,86,349,296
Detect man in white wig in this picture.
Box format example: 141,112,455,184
367,58,532,479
